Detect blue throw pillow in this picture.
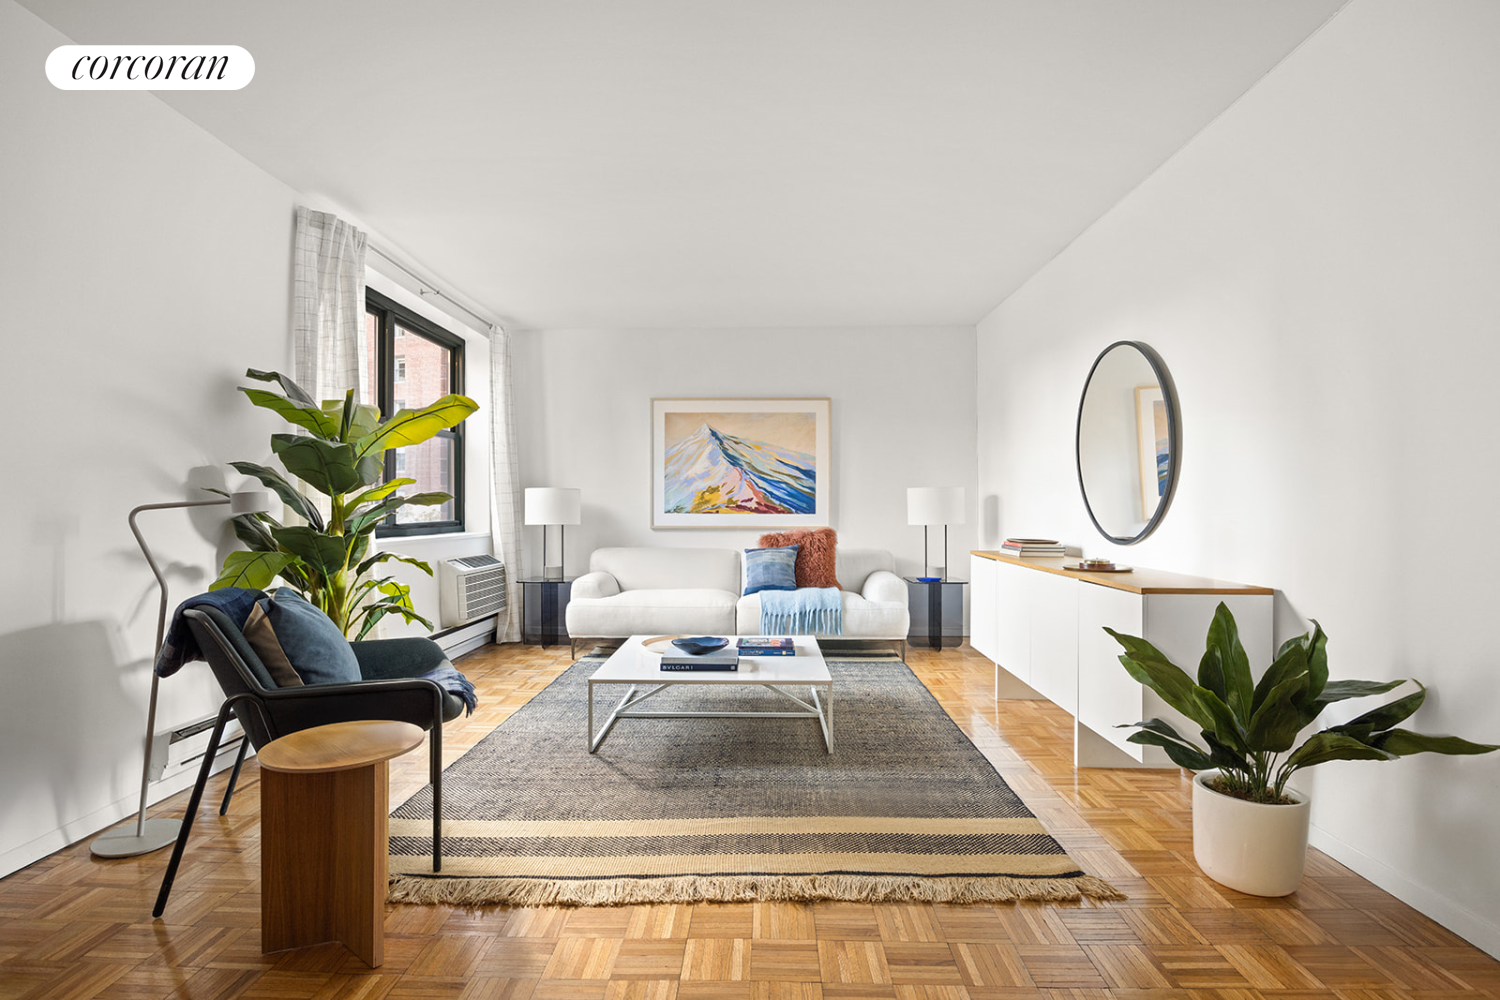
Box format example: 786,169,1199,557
242,589,361,686
744,545,799,596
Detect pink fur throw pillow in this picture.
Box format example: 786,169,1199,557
758,528,841,590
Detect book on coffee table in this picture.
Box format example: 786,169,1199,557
660,649,740,671
737,637,795,656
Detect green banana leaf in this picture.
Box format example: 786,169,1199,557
246,368,317,406
242,388,340,438
344,492,449,537
357,551,434,577
269,435,366,496
353,394,479,459
211,550,292,591
270,526,349,579
348,478,416,510
228,461,324,530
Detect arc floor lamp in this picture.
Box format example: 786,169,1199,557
91,488,275,859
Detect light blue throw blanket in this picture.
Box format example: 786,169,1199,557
760,587,842,636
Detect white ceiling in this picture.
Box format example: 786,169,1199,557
23,1,1344,330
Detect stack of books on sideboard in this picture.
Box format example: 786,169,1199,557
1000,538,1066,558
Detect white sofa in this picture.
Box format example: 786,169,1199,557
565,546,909,649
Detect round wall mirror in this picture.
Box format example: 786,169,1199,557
1075,341,1181,544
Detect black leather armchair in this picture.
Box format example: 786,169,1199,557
152,606,467,917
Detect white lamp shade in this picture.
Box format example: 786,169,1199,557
229,489,277,515
907,487,966,526
525,487,581,525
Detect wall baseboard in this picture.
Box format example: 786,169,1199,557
1308,825,1500,959
0,742,245,880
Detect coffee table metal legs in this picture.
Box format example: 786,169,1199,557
587,680,834,754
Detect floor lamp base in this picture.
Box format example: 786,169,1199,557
90,817,181,858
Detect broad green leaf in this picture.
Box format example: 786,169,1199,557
1305,620,1330,702
357,551,434,577
1125,730,1217,770
1203,731,1254,774
345,491,451,536
269,435,364,496
1197,647,1227,704
347,402,381,441
241,388,340,438
1252,641,1308,716
270,526,349,578
1316,678,1406,704
1285,732,1395,771
347,531,370,568
337,390,357,442
1206,602,1253,719
228,461,323,530
1193,686,1249,753
1371,729,1500,756
1340,682,1425,733
348,478,416,510
353,394,479,459
1245,670,1311,752
245,368,317,406
230,513,278,552
211,550,292,591
1104,627,1214,731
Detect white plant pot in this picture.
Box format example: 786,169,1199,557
1192,770,1311,897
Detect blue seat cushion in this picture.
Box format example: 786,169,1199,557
242,589,361,686
743,544,799,596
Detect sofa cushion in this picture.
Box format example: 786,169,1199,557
566,588,739,637
743,545,799,595
588,547,741,593
758,527,841,589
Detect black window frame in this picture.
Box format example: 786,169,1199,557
365,288,466,538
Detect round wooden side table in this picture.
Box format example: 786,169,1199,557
257,719,424,968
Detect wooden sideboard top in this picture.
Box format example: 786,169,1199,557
970,550,1274,596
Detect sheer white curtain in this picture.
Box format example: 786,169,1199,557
490,327,524,642
292,207,368,402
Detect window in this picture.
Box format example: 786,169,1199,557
362,288,465,536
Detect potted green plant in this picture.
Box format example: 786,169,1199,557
1106,604,1497,896
210,368,479,638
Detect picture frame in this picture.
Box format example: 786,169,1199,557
652,398,831,528
1135,384,1169,520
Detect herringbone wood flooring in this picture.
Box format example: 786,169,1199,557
4,641,1498,1000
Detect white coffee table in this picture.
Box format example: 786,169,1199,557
587,635,833,754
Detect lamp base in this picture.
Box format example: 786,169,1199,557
90,817,181,858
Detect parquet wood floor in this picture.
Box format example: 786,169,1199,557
4,641,1498,1000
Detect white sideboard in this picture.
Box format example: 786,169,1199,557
970,551,1274,768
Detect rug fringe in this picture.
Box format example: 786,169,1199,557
387,872,1125,907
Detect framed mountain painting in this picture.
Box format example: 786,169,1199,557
652,398,831,528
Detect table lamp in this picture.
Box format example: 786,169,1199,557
524,487,581,581
90,488,277,858
907,487,966,581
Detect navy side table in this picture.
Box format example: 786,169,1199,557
904,577,967,650
520,578,573,647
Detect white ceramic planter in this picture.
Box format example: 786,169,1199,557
1192,770,1312,896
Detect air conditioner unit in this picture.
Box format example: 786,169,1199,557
439,554,508,628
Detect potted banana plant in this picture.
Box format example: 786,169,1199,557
1106,604,1497,896
210,368,479,638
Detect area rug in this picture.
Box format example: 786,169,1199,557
387,654,1122,906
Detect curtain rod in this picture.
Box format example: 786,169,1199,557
366,243,499,334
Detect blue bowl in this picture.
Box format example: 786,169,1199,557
671,636,729,656
916,576,942,583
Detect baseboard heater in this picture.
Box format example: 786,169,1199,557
149,714,245,783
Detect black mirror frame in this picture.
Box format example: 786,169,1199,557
1075,340,1182,546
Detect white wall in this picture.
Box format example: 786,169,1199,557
976,0,1500,953
0,1,299,873
513,327,978,599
